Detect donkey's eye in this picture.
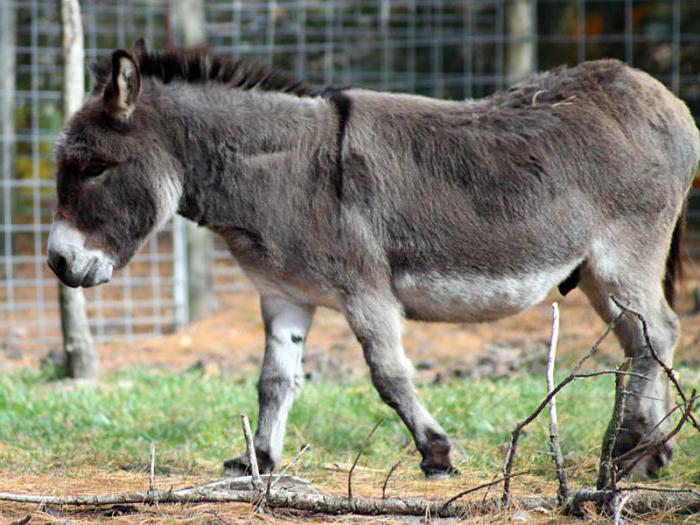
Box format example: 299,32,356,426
81,163,110,179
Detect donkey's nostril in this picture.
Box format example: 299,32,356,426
48,250,68,277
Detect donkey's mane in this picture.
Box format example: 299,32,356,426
91,49,318,97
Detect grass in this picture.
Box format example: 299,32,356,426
0,367,699,489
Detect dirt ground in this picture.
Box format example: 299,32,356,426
2,266,700,523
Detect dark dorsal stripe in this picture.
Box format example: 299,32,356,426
318,87,352,201
90,49,318,97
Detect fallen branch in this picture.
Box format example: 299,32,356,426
0,487,519,517
1,487,698,518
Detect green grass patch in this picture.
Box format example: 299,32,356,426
0,367,698,486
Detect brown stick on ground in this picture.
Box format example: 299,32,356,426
545,302,569,504
7,515,31,525
440,472,524,511
381,461,402,500
348,418,383,501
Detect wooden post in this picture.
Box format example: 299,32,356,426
60,0,98,379
176,0,216,322
506,0,536,83
0,1,16,261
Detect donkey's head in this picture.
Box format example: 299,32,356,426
47,45,182,287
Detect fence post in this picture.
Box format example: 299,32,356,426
1,0,16,266
506,0,536,84
175,0,216,322
59,0,98,379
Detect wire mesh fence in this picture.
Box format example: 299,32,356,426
1,0,700,354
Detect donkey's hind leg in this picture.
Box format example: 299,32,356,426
223,295,314,476
343,291,455,477
579,263,679,477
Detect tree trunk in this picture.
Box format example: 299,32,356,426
176,0,216,322
60,0,97,379
506,0,536,83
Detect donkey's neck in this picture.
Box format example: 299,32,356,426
156,83,335,227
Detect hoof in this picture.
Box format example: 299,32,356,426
223,450,275,477
613,429,674,479
419,432,457,479
420,460,459,479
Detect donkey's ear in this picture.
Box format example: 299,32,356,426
103,50,141,122
131,38,150,57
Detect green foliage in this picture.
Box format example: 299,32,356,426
0,368,698,486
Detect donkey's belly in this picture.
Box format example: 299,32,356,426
393,264,579,322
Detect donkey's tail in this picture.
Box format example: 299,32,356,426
664,204,686,309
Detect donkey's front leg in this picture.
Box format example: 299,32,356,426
343,292,456,477
223,295,314,476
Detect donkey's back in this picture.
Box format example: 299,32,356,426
339,59,699,323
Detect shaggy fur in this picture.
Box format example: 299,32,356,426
48,46,700,478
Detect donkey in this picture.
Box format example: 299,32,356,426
47,41,699,478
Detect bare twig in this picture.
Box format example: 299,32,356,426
197,509,233,525
348,418,383,501
616,390,697,480
7,514,31,525
240,414,262,491
573,370,647,381
502,311,625,505
270,443,310,492
613,492,631,525
253,443,312,513
381,461,402,500
612,403,683,469
597,361,629,491
609,296,700,431
480,472,500,507
621,485,700,497
502,375,572,505
572,311,626,375
441,472,525,510
546,303,569,504
149,442,156,493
